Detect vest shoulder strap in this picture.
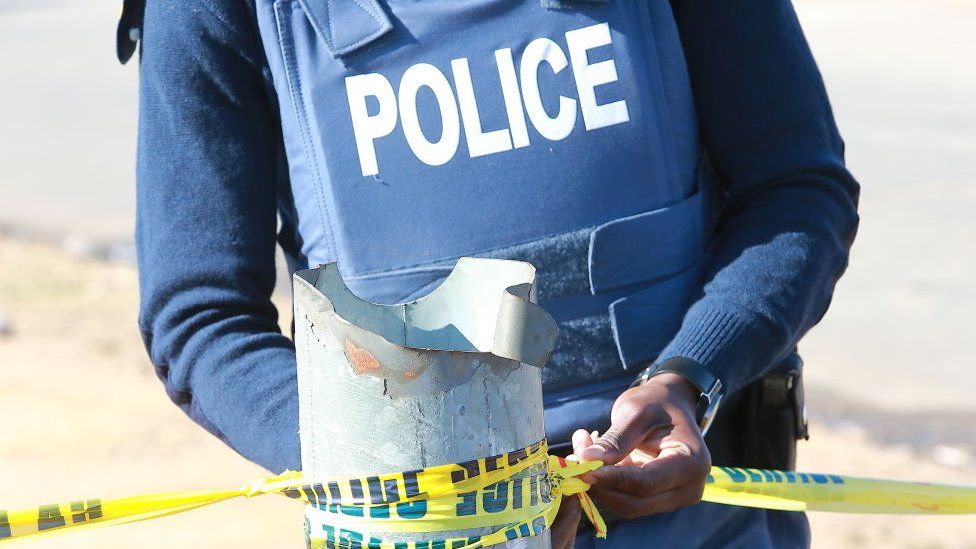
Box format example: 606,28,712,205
297,0,393,58
302,0,613,58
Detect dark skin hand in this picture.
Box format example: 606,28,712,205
549,373,712,548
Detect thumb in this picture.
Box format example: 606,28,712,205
576,414,644,465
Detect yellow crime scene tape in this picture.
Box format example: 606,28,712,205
1,439,975,547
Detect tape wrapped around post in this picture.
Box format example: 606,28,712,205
1,445,975,545
292,258,560,547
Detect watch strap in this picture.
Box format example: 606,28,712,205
647,357,719,395
631,357,724,434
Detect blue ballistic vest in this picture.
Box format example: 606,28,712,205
255,0,718,441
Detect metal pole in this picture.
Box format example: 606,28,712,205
293,258,559,548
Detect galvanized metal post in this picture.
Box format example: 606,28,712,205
293,258,559,548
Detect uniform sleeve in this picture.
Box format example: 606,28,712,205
657,0,861,394
136,0,300,472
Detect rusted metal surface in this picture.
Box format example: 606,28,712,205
294,258,559,547
343,338,383,376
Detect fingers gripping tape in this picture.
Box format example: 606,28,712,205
1,440,975,546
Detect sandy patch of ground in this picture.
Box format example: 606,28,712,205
0,238,301,548
1,238,973,548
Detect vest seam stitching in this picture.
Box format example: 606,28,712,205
345,188,700,279
351,0,382,25
348,224,598,278
339,23,391,54
323,0,337,50
338,0,388,54
275,0,339,259
300,0,385,56
639,1,682,202
296,0,335,52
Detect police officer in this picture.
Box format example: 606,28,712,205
125,0,859,546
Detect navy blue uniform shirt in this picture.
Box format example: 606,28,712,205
135,0,859,473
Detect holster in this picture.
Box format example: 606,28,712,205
705,353,809,470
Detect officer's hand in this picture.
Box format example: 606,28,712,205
550,491,582,549
573,373,711,520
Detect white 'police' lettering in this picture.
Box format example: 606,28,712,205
453,58,513,158
566,23,630,130
345,22,629,177
399,63,461,167
345,73,398,178
495,48,531,149
520,37,577,142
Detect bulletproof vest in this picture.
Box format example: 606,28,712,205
250,0,718,439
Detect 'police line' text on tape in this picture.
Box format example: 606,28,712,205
1,439,975,547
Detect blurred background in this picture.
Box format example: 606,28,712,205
1,0,974,547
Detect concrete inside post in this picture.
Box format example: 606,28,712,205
293,259,556,548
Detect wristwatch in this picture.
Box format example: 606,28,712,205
630,357,724,435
